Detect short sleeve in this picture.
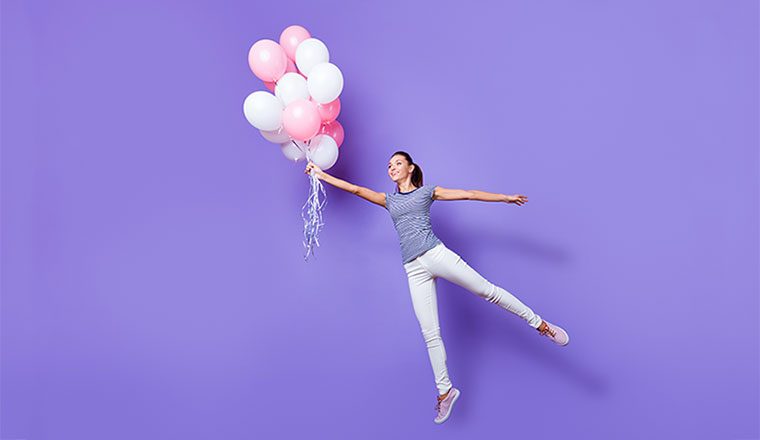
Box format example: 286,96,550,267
384,192,390,210
429,185,438,200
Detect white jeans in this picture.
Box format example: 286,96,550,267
403,242,543,395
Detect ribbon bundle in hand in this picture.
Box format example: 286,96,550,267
294,139,327,260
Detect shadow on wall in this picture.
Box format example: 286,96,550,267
428,210,609,402
432,212,572,265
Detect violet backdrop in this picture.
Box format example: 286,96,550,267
2,0,758,439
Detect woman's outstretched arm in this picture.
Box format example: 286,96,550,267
433,186,528,206
305,162,386,208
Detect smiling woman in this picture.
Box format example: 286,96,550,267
303,150,569,424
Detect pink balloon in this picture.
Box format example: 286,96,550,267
310,97,341,122
279,25,311,61
282,99,322,141
319,120,344,148
248,39,288,82
263,58,299,91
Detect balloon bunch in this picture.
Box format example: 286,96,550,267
243,25,345,261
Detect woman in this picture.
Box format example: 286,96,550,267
304,151,569,424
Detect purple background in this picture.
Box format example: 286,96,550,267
2,1,758,439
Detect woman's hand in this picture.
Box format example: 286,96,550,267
305,161,325,180
505,194,528,206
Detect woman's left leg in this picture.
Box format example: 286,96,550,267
404,256,454,396
424,243,543,329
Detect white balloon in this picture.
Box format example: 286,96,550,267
281,140,307,162
260,126,290,144
243,91,283,131
274,72,309,107
307,62,344,104
307,134,339,170
295,38,329,77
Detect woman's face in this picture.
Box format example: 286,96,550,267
388,154,414,183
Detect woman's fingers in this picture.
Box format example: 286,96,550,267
508,194,528,205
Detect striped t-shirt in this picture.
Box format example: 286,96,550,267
385,184,443,264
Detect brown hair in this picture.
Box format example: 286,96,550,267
390,151,423,192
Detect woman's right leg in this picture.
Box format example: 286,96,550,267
424,243,543,328
404,258,453,396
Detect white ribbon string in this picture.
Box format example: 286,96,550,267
292,139,327,261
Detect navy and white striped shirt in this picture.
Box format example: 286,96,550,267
385,184,443,264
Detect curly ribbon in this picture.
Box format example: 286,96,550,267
292,139,327,261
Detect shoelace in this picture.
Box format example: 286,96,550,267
434,393,447,411
538,322,556,338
